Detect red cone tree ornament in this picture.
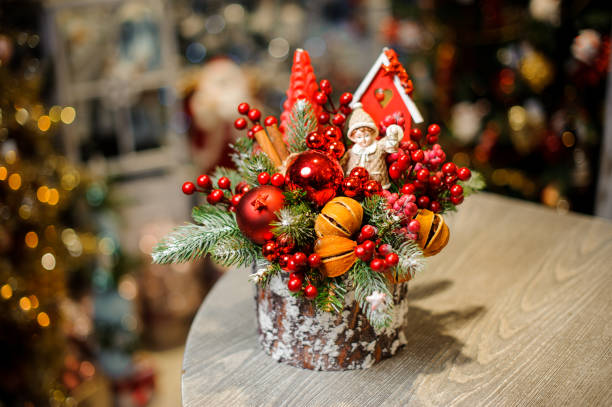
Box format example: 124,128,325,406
285,150,344,207
280,49,321,132
236,185,285,245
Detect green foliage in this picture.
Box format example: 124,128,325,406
229,136,254,168
315,278,347,313
211,233,259,268
459,170,486,197
237,153,277,186
151,224,212,264
271,202,316,247
286,99,317,154
362,195,402,239
255,259,282,288
283,188,308,206
348,260,393,331
383,233,425,280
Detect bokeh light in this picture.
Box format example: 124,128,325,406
19,296,32,311
41,252,56,271
60,107,76,124
8,173,21,190
37,312,50,327
38,115,51,131
1,284,13,299
25,231,38,248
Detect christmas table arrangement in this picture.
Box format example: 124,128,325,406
153,48,483,370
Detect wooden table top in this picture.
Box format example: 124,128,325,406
182,193,612,406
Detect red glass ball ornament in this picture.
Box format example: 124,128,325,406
370,258,385,272
326,140,345,160
237,102,250,115
416,169,430,182
248,108,261,122
363,180,382,197
342,177,362,198
264,116,277,126
304,284,318,299
451,195,464,205
430,201,441,212
235,185,285,244
314,91,328,105
417,195,430,209
450,184,464,196
411,150,424,163
182,182,195,195
319,79,332,95
388,162,402,180
318,111,330,124
197,174,212,189
324,126,343,142
428,124,441,136
401,183,415,195
408,219,420,233
410,128,422,141
285,150,344,206
288,278,302,293
218,176,231,190
207,189,225,204
442,162,457,175
385,252,399,267
339,92,353,105
305,131,326,150
383,115,396,127
258,172,271,185
276,234,296,254
308,253,321,268
457,167,472,181
234,118,247,130
349,167,370,183
271,173,285,187
332,114,346,126
262,241,277,259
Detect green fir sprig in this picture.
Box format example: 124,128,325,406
212,167,243,190
459,170,486,197
315,278,347,313
348,260,393,331
229,136,254,168
271,202,316,247
362,195,403,239
237,153,277,186
286,99,317,154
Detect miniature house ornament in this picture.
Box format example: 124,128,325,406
153,47,483,371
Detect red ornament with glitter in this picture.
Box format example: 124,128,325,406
285,150,344,207
235,185,285,245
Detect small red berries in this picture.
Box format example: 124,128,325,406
182,182,196,195
257,172,270,185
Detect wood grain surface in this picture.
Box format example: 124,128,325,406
182,193,612,406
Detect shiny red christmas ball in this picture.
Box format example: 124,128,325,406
429,175,441,188
252,124,263,133
237,102,250,115
342,177,362,198
339,92,353,105
427,135,438,145
235,185,285,244
262,241,277,260
397,154,411,171
406,140,420,151
218,176,231,190
285,150,344,206
197,174,212,189
234,118,247,130
354,245,368,260
442,162,457,175
276,234,296,254
324,126,343,142
230,194,242,207
279,254,291,268
378,244,392,256
340,105,352,115
348,167,368,185
182,182,195,195
361,225,377,240
457,167,471,181
326,140,345,160
235,181,250,195
416,169,430,182
248,108,261,122
304,284,318,299
408,219,420,233
362,240,375,253
271,173,285,187
293,252,307,267
363,180,382,197
247,130,255,139
305,131,326,150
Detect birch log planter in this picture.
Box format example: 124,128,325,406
255,273,410,370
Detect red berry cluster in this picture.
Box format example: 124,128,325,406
341,167,383,198
312,79,353,128
305,126,346,160
234,102,275,139
378,112,407,136
181,174,250,212
354,225,400,272
256,171,285,187
385,124,472,212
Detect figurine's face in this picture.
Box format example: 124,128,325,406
350,127,375,148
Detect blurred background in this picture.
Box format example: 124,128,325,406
0,0,610,405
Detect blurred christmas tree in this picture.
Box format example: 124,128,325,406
386,0,610,214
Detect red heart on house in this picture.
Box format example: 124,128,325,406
374,88,393,108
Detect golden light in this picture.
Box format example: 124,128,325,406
508,106,527,131
47,188,59,205
37,115,51,131
79,361,95,378
60,107,76,124
98,237,116,255
562,131,575,148
41,252,56,271
0,166,7,180
8,173,21,190
15,107,29,125
5,150,16,164
19,296,32,311
25,231,38,248
61,172,79,190
49,105,62,122
19,204,31,219
29,295,39,308
37,186,49,202
118,276,138,301
37,312,50,327
1,284,13,299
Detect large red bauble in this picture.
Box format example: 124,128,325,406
235,185,285,245
285,151,344,206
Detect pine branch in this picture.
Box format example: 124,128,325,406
237,153,277,186
152,224,211,264
383,234,425,280
459,170,486,197
229,136,254,168
211,233,259,268
283,189,308,206
286,99,317,154
251,258,282,288
315,278,347,313
271,203,316,247
348,260,393,331
362,195,403,239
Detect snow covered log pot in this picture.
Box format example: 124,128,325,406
255,273,410,371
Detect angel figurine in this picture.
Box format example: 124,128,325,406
342,103,402,189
